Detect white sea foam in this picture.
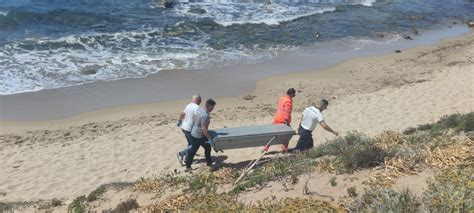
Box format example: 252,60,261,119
173,0,377,27
0,28,281,94
0,11,9,17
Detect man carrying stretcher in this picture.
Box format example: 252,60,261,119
263,88,296,153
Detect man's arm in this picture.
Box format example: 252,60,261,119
319,121,338,136
283,101,293,125
177,112,185,127
201,120,213,141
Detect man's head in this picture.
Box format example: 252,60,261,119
192,94,202,105
205,98,216,112
287,88,296,98
318,99,329,112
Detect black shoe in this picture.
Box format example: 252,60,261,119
185,167,193,172
177,153,184,166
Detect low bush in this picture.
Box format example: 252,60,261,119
403,112,474,135
347,188,420,212
422,167,473,212
86,185,106,202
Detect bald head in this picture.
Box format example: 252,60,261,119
192,94,202,105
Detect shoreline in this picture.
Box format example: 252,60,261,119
0,27,472,202
0,25,470,122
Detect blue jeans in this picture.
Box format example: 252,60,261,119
185,136,212,168
294,126,313,151
179,129,193,157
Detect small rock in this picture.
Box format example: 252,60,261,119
395,50,402,53
187,8,207,15
403,35,413,40
452,21,458,25
81,65,100,75
242,95,256,100
468,21,474,28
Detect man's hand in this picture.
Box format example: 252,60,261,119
177,120,182,127
207,139,214,145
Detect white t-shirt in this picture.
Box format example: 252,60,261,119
300,106,324,131
181,102,199,131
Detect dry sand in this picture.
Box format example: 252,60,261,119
0,32,473,203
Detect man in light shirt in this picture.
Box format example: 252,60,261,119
293,99,339,152
177,94,201,166
185,99,217,171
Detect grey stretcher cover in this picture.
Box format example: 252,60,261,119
210,124,296,152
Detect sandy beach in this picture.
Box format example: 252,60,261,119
0,29,473,207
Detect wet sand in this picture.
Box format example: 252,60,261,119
0,25,470,121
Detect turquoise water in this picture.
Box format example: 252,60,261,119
0,0,473,94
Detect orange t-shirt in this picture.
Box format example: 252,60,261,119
273,95,293,125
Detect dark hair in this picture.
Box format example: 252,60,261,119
321,99,329,106
287,88,296,96
206,98,216,106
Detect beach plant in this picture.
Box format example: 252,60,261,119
0,202,14,212
69,195,87,213
86,185,106,202
403,112,474,136
330,177,337,187
347,187,420,212
51,198,62,207
347,187,358,198
422,167,474,212
112,199,140,212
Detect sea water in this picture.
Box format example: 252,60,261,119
0,0,473,94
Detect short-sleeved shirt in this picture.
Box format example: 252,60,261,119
300,106,324,131
191,107,210,139
181,102,200,132
274,95,293,125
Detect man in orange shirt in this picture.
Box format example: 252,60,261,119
264,88,296,153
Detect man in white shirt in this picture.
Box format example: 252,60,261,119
185,99,217,171
177,94,201,166
293,99,339,152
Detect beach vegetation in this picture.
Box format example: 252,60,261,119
111,199,140,212
51,198,62,207
86,185,106,202
69,195,87,213
403,112,474,135
347,187,420,212
347,187,358,198
329,177,337,187
0,202,14,212
422,167,473,212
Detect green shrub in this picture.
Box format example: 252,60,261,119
403,112,474,135
51,198,62,207
69,195,87,213
348,188,420,212
86,185,106,202
112,199,139,212
329,177,337,187
347,187,358,198
422,167,473,212
0,202,14,212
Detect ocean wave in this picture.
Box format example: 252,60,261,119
0,8,119,28
0,28,282,95
172,0,377,27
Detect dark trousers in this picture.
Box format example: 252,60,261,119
179,129,193,156
185,136,212,168
294,126,314,151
